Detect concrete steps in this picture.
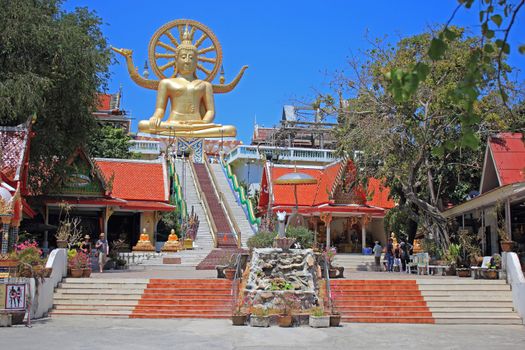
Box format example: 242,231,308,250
416,279,522,325
333,254,377,271
209,163,256,247
51,278,234,319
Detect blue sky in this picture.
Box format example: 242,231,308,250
64,0,524,143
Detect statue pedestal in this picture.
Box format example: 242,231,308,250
132,233,155,252
161,233,182,252
175,138,204,163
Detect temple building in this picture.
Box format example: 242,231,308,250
443,133,525,258
258,158,395,251
94,89,131,132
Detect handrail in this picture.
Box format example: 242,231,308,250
204,155,242,247
231,253,242,315
188,159,218,248
168,157,188,220
323,257,333,314
221,158,261,227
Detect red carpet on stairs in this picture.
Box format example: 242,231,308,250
330,280,434,324
196,248,248,270
130,279,233,319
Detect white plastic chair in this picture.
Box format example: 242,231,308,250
417,253,430,275
406,254,418,274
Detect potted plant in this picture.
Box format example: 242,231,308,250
13,240,46,279
76,251,91,277
330,311,341,327
309,306,330,328
232,295,250,326
483,254,501,279
68,251,83,277
498,228,514,252
249,306,270,327
220,254,238,280
55,202,83,249
278,293,299,327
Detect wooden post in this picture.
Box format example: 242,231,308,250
320,213,333,250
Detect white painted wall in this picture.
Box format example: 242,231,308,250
29,248,67,319
504,252,525,324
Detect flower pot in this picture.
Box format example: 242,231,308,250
224,268,236,280
328,268,338,279
330,314,341,327
250,315,270,327
457,269,471,278
82,268,92,278
43,268,53,278
278,315,293,327
231,314,247,326
10,311,25,325
309,315,330,328
56,240,68,249
70,268,82,278
483,269,498,279
500,241,515,252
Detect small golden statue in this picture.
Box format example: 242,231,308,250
161,229,181,252
132,228,155,251
112,19,247,138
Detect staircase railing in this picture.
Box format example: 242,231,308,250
188,160,218,248
323,257,333,315
204,156,241,247
221,158,261,227
230,253,242,315
168,157,188,220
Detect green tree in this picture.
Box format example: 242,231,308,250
88,125,133,159
323,28,520,250
0,0,112,192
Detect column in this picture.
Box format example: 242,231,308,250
320,213,333,250
361,219,366,254
1,217,11,254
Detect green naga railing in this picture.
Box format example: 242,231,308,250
168,159,188,220
222,159,261,227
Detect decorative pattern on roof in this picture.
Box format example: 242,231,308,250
96,158,168,202
489,133,525,186
0,124,30,182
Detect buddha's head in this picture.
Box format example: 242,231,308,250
175,26,198,77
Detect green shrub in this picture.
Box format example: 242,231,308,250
247,231,276,249
286,226,314,248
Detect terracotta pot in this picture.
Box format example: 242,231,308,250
56,240,68,249
457,269,471,278
483,269,499,279
231,314,247,326
328,268,338,279
500,241,515,252
70,268,83,278
82,268,91,278
278,315,293,327
224,268,236,280
330,314,341,327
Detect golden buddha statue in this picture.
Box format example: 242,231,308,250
112,19,247,138
132,228,155,252
161,229,181,252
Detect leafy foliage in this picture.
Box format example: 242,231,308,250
87,125,133,159
0,0,112,192
285,226,314,248
247,231,276,249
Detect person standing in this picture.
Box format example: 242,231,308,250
373,241,383,272
400,241,411,272
95,233,109,273
386,238,394,272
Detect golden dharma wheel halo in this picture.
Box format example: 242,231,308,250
147,19,223,81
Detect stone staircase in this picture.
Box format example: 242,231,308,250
193,163,237,248
209,163,256,248
131,279,232,318
331,280,434,323
330,278,522,324
333,253,377,271
50,278,232,319
418,279,522,324
50,278,148,317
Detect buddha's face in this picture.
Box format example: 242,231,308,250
176,48,197,75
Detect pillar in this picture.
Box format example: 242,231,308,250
1,217,11,254
361,221,366,253
320,213,333,250
43,205,49,254
505,199,512,240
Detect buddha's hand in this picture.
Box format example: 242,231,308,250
149,117,162,129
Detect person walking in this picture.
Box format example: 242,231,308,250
400,241,411,272
95,233,109,273
373,241,383,272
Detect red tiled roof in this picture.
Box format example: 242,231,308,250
252,126,277,144
96,93,112,111
262,161,395,210
0,125,30,182
489,133,525,186
120,200,174,211
95,159,168,202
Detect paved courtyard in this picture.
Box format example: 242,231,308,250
1,317,524,350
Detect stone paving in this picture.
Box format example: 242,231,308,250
1,317,524,350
